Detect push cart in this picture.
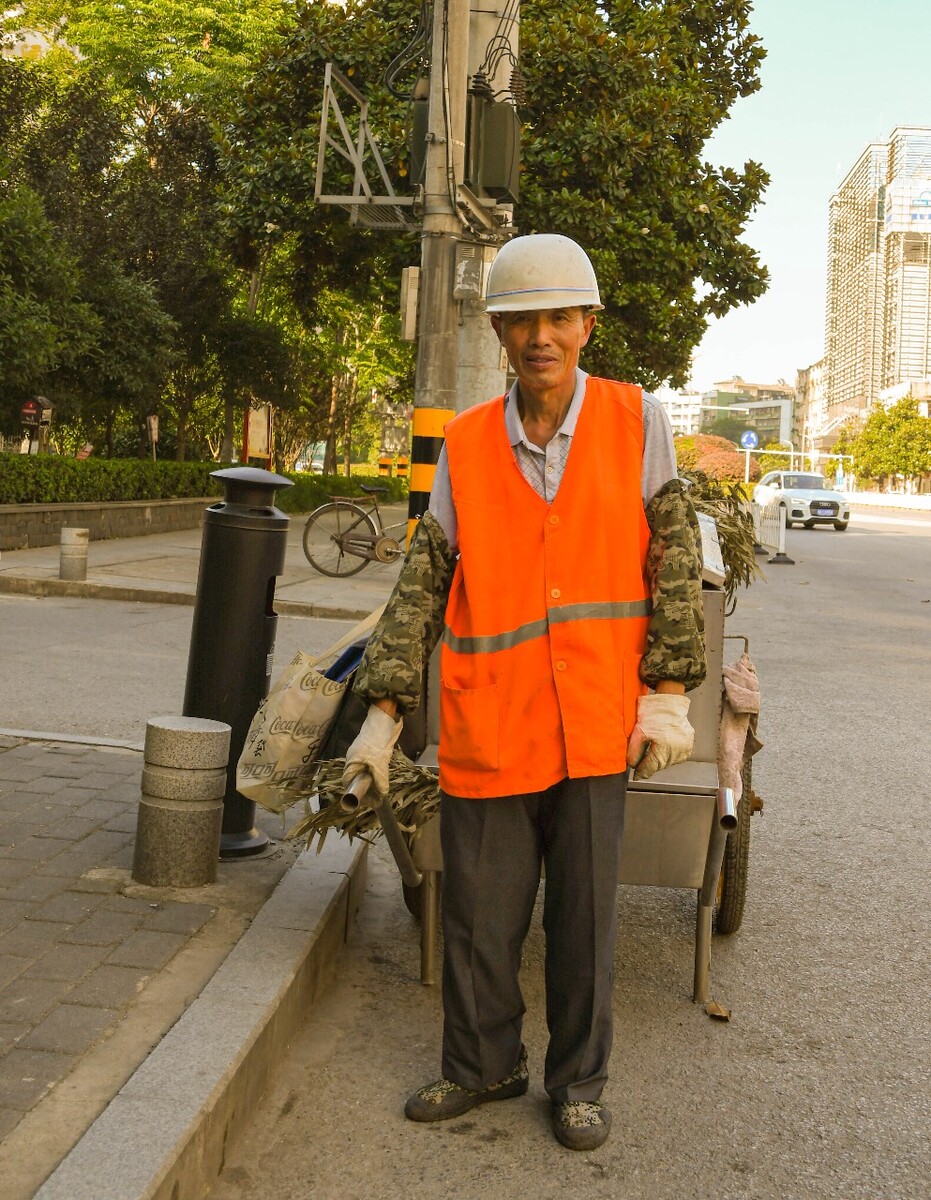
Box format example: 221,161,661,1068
348,516,762,1002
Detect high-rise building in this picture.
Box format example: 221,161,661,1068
824,127,931,433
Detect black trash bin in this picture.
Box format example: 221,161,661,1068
183,466,293,857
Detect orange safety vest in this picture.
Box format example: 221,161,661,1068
439,377,651,798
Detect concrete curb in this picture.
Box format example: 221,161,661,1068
0,726,145,751
0,575,375,622
33,837,369,1200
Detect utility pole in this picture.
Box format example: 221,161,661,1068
405,0,471,542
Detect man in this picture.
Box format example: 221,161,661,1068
342,234,706,1151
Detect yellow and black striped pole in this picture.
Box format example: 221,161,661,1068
406,406,454,544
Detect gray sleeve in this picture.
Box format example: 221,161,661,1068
427,446,459,555
641,390,678,505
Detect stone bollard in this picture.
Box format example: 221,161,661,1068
59,526,89,581
132,715,231,888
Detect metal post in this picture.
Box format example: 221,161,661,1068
182,466,293,857
693,789,735,1002
421,869,439,986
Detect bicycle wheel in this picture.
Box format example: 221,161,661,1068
302,502,377,577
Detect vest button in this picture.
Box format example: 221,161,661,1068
550,587,561,599
555,660,567,671
549,515,559,525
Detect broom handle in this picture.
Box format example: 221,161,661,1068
341,773,423,889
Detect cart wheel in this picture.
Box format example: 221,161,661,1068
714,760,753,934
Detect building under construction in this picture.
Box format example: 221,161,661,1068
824,127,931,441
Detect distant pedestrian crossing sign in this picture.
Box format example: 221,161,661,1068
740,430,759,449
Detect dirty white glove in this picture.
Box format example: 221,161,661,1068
341,706,403,796
627,693,694,781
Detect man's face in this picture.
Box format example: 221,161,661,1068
490,307,597,400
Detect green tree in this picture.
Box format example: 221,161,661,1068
74,263,178,455
756,441,792,475
850,398,931,489
3,0,291,120
520,0,768,386
0,56,178,444
0,182,99,431
220,0,767,391
2,5,295,457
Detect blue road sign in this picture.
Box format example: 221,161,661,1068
740,430,759,450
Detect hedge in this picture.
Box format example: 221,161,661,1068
0,454,409,511
0,454,221,504
276,466,408,513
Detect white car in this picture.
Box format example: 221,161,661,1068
752,471,851,531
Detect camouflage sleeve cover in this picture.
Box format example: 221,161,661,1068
352,510,456,714
640,478,707,692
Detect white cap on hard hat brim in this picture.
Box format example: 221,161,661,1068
484,233,603,313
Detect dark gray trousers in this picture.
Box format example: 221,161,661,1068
439,774,626,1103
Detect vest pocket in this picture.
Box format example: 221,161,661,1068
440,681,500,772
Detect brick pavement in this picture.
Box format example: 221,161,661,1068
0,735,217,1144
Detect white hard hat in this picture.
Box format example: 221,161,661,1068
484,234,603,312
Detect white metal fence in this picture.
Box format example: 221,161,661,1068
750,502,794,564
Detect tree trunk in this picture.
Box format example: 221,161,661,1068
222,400,238,464
323,326,345,475
342,372,358,475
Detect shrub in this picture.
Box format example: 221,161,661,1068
674,434,757,483
0,454,221,504
0,455,411,509
276,470,408,514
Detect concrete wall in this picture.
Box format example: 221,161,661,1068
0,498,212,551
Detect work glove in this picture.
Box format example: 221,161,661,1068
341,705,403,796
627,693,694,781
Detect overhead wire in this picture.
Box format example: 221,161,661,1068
384,0,431,99
476,0,520,99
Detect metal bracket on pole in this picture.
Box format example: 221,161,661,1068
315,63,419,230
455,183,513,237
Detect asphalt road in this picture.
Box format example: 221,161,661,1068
1,512,929,1199
204,512,930,1200
0,600,357,743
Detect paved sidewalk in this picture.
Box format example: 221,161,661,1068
0,503,407,620
0,733,350,1200
0,512,396,1198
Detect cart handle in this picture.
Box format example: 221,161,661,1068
340,772,423,889
717,786,738,831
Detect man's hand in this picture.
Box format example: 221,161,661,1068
342,705,403,796
626,693,694,781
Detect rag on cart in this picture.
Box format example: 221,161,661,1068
717,652,763,804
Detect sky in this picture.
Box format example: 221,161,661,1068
688,0,931,393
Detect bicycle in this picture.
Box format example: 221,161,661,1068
302,484,407,577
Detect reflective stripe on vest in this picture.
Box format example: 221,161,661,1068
443,598,653,656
